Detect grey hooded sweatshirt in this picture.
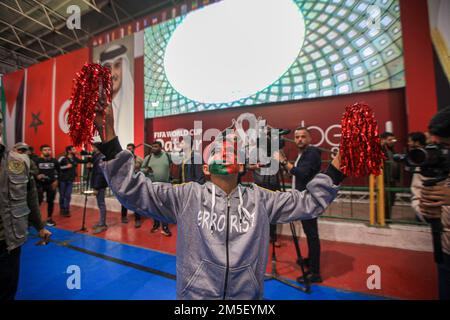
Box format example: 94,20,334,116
99,137,344,300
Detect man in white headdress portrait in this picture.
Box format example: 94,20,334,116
100,44,134,145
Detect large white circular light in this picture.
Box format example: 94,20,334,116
163,0,306,104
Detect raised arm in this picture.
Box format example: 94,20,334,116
260,156,344,224
94,103,189,224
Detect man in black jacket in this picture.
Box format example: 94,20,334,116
89,143,109,234
35,145,60,226
276,127,323,283
58,145,90,217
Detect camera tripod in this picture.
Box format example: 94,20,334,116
263,167,311,293
75,166,93,233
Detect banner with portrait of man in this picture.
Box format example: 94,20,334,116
93,35,135,145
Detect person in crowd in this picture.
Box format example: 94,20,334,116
380,132,400,219
120,143,144,228
35,144,60,226
248,161,282,248
89,143,109,234
275,127,323,283
58,145,90,217
179,137,205,184
0,110,51,300
92,101,343,299
408,132,428,222
143,141,172,236
417,106,450,300
28,146,40,165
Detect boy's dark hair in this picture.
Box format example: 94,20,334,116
127,143,136,149
428,106,450,138
65,145,74,153
152,141,162,148
40,144,51,151
380,132,394,139
408,132,426,146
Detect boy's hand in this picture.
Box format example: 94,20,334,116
94,102,116,143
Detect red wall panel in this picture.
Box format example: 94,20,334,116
24,59,54,154
53,48,90,157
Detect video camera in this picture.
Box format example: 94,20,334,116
258,127,291,156
394,144,450,181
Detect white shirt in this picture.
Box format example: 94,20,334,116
291,152,302,190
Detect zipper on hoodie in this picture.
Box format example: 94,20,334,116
222,196,231,300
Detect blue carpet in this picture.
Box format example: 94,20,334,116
16,227,387,300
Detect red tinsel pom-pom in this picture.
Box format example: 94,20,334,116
68,63,112,147
339,102,385,177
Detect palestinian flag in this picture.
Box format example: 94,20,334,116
0,76,6,143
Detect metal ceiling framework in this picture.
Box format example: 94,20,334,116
0,0,181,74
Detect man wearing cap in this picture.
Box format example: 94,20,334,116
0,110,51,300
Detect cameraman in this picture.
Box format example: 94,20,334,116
407,132,427,222
276,126,323,283
418,106,450,300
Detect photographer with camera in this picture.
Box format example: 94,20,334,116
381,132,400,220
275,126,323,284
58,145,91,217
406,132,428,223
415,106,450,300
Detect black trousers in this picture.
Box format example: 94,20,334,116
37,183,56,218
301,218,321,275
0,241,21,300
270,224,277,242
384,191,396,220
121,205,141,221
438,252,450,300
152,219,169,230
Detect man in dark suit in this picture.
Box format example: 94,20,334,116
277,126,323,283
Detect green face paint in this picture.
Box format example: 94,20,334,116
208,160,239,176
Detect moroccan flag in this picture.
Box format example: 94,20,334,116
24,59,53,152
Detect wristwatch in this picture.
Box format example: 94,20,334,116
281,159,288,166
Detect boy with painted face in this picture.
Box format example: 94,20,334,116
94,103,344,299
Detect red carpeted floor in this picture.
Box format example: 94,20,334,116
41,203,438,300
